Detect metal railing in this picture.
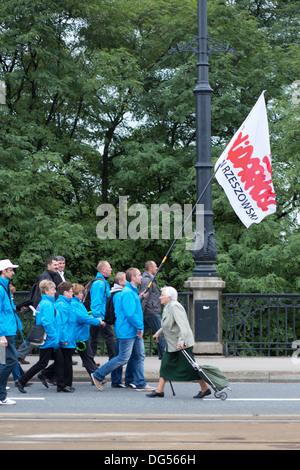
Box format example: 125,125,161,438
14,291,300,357
224,293,300,357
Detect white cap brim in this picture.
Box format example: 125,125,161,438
0,259,19,270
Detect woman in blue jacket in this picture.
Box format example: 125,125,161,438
54,282,77,390
16,280,72,393
71,283,102,377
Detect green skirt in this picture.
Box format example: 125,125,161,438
159,347,200,382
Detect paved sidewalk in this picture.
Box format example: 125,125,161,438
17,354,300,383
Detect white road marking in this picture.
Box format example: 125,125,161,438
8,397,45,400
226,398,300,401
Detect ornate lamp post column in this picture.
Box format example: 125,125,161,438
169,0,236,277
192,0,216,277
169,0,236,353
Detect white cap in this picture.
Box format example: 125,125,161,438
0,259,19,271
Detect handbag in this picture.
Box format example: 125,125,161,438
26,324,47,346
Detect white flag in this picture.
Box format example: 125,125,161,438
215,91,276,228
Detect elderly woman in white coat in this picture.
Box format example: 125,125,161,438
146,286,211,399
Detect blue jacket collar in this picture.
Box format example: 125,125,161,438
41,294,55,303
125,281,138,292
57,294,72,304
0,277,9,289
96,272,109,283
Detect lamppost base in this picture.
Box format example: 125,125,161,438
184,276,226,355
193,341,224,355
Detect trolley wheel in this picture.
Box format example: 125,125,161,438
214,391,228,401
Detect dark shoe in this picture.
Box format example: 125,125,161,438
18,358,30,365
146,390,164,398
37,373,49,389
15,380,27,394
193,389,211,399
57,386,75,393
46,378,57,386
111,383,126,388
125,383,136,389
15,381,32,388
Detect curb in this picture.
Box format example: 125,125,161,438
17,356,300,384
72,370,300,384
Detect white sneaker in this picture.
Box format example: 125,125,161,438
136,385,155,392
91,374,103,391
0,398,16,405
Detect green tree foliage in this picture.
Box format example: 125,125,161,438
0,0,299,292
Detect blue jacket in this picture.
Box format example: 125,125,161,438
55,295,77,349
90,273,110,320
0,277,22,337
35,294,59,349
71,297,101,342
114,282,144,339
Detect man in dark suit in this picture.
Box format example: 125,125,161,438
31,257,62,308
56,256,67,282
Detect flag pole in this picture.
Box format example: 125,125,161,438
145,162,222,292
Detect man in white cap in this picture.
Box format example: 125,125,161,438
0,259,22,405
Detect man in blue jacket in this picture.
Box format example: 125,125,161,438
90,261,115,360
91,268,154,392
0,259,22,405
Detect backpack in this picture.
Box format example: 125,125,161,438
82,277,107,312
104,291,118,325
29,282,38,304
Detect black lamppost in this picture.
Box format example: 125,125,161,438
169,0,236,278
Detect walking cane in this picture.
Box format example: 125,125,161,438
169,381,176,396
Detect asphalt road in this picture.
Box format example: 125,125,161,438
1,381,300,450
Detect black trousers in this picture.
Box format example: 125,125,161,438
43,347,75,387
19,347,65,389
76,340,98,376
90,324,115,359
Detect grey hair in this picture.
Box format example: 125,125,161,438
161,286,178,301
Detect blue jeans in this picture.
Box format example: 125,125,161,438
94,336,146,389
111,339,136,386
12,362,24,381
0,336,18,401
